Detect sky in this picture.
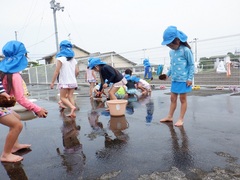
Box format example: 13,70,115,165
1,0,240,64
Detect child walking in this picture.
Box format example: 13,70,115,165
51,40,79,118
0,79,30,162
88,57,127,100
160,26,194,127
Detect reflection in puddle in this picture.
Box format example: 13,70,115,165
164,122,194,170
86,110,107,140
2,162,28,180
96,115,129,159
57,113,86,175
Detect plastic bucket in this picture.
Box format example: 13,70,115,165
18,111,37,121
108,115,129,131
106,100,128,116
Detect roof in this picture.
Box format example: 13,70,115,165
42,44,90,59
101,51,137,66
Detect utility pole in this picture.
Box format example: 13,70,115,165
50,0,64,52
193,38,198,63
15,31,18,40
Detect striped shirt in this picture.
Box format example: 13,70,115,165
0,80,6,94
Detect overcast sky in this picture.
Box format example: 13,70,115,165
1,0,240,64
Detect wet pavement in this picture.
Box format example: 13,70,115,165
0,85,240,180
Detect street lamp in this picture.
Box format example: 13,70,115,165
50,0,64,52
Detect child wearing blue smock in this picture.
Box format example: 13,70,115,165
160,26,194,127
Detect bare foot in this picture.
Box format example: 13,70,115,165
160,117,173,123
11,144,31,153
66,113,76,118
58,101,67,109
1,153,23,162
66,107,77,118
174,120,184,127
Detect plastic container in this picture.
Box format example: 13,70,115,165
108,115,129,131
12,99,38,121
106,100,128,116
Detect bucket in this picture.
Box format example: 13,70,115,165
11,99,38,121
108,115,129,131
106,100,128,116
18,111,37,121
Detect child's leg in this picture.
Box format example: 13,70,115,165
160,92,178,122
10,111,31,153
58,100,67,109
62,88,76,117
89,82,94,98
0,114,24,162
175,93,187,127
108,87,119,100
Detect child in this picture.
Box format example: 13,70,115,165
143,58,153,82
114,85,127,99
0,40,48,118
124,69,139,98
50,40,79,118
88,57,127,100
136,78,152,96
0,79,31,162
159,26,194,127
85,66,97,98
93,83,107,98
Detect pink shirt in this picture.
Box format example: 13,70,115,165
2,73,41,113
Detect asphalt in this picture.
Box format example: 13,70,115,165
0,85,240,180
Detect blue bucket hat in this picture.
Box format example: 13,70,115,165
143,58,151,67
161,26,188,45
0,40,28,73
88,57,106,69
56,40,74,58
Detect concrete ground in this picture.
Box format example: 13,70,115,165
0,85,240,180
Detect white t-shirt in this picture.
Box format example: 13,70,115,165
58,57,77,85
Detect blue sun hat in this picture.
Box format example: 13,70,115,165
161,26,188,45
143,58,151,67
0,40,28,73
56,40,74,58
88,57,106,69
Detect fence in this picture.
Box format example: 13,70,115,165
23,34,240,87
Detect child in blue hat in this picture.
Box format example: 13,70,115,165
0,79,30,162
0,41,48,118
50,40,79,118
160,26,194,127
88,57,127,100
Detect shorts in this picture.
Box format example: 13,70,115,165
88,79,96,83
112,78,127,88
0,107,11,117
171,81,192,94
57,83,78,89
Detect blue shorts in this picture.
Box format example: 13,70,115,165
171,81,192,94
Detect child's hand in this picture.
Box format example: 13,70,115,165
1,92,11,100
159,74,167,80
186,81,192,86
103,83,108,88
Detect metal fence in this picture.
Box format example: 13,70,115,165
23,34,240,87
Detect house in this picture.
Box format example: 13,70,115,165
27,45,137,84
40,44,90,64
76,51,137,72
39,45,136,71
